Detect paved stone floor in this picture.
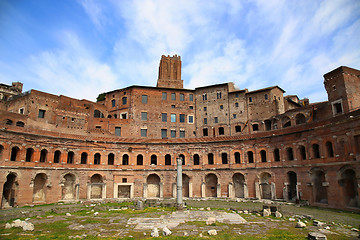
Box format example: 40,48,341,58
127,210,246,229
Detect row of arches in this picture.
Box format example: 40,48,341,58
1,140,339,166
2,166,358,209
4,119,25,127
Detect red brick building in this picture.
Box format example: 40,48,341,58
0,55,359,211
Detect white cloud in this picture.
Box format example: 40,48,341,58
78,0,105,29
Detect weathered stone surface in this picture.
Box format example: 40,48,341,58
296,221,306,228
308,232,327,240
162,227,172,236
208,229,217,236
151,227,159,237
263,209,271,217
274,211,282,218
206,217,216,225
22,222,34,231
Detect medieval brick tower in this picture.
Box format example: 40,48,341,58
156,55,183,89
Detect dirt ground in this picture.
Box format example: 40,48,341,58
0,199,359,239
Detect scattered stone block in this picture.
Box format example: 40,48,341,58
313,220,325,227
208,229,217,236
308,232,327,240
296,221,306,228
5,223,11,229
206,217,216,225
22,222,34,231
66,213,72,216
162,227,172,236
274,211,282,218
289,218,296,221
263,208,271,217
151,227,159,237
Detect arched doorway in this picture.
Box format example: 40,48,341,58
90,174,103,199
340,169,359,208
33,173,47,202
233,173,245,198
287,171,297,201
1,173,17,208
62,174,76,200
205,173,218,197
147,174,160,198
182,174,190,198
312,170,328,204
260,172,272,199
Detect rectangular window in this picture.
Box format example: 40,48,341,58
141,112,147,120
38,109,46,118
142,95,148,104
217,92,222,99
188,115,194,123
180,114,185,123
180,130,185,138
233,114,237,119
161,129,167,139
162,113,167,122
180,93,184,101
122,97,127,105
171,105,175,108
19,108,24,114
189,94,193,101
141,129,147,137
171,114,176,122
171,130,176,138
220,105,223,110
235,102,239,107
204,118,207,124
214,117,218,123
115,127,121,136
189,106,194,109
204,107,207,111
162,92,167,100
203,128,208,136
171,93,176,100
96,126,101,129
112,99,116,107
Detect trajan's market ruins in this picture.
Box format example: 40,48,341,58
0,55,359,211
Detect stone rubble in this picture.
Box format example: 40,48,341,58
208,229,217,236
162,226,172,236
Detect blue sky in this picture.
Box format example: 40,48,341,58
0,0,359,102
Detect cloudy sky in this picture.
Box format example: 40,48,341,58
0,0,359,102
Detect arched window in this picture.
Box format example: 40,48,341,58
122,154,129,165
179,154,185,165
282,116,291,128
312,144,320,158
137,154,143,165
67,151,74,164
219,127,224,135
80,152,87,164
26,148,34,162
16,121,25,127
221,152,228,164
273,148,280,162
54,150,61,163
295,113,306,125
108,153,115,165
94,110,104,118
40,149,47,162
193,154,200,165
247,151,254,163
260,150,267,162
325,141,334,157
165,154,171,165
264,120,271,130
234,152,241,164
10,146,20,161
208,153,214,164
94,153,101,165
299,145,306,160
252,124,259,131
5,119,13,125
286,147,294,160
151,154,157,165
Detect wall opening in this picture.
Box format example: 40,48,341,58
1,173,17,208
205,174,218,197
33,173,47,202
147,174,160,198
233,173,245,198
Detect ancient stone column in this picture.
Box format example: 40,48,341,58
176,157,183,209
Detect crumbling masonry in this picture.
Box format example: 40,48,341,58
0,55,359,211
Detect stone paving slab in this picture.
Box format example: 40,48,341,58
127,210,246,230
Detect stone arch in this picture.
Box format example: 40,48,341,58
67,151,74,164
108,153,115,165
325,141,334,158
338,167,359,208
16,121,25,127
193,154,200,165
247,151,254,163
179,154,185,165
295,113,306,125
150,154,157,165
234,152,241,164
273,148,280,162
264,119,272,130
312,143,320,158
311,168,328,204
287,171,298,201
10,146,20,162
260,150,267,162
26,148,34,162
260,172,272,199
94,153,101,165
80,152,87,164
298,145,306,160
165,154,171,165
90,174,103,199
286,147,294,160
33,173,47,202
233,173,245,198
282,116,291,128
61,173,76,200
208,153,214,164
1,173,17,208
146,174,160,198
205,173,218,197
122,154,129,165
221,152,228,164
137,154,143,165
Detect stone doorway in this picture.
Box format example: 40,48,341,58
62,174,76,200
90,174,103,199
33,173,47,202
205,174,217,197
313,170,328,204
287,171,297,201
182,174,190,198
147,174,160,198
233,173,245,198
260,172,272,199
118,185,131,198
1,173,17,208
340,169,359,208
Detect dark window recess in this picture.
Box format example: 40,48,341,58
180,114,185,123
38,109,46,118
115,127,121,136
